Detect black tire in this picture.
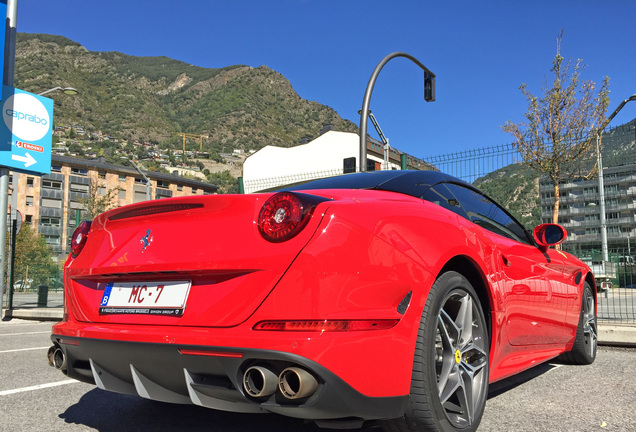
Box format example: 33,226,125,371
382,271,489,432
558,283,597,365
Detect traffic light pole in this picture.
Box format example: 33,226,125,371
359,52,436,172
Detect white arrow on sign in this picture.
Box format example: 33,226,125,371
12,152,37,168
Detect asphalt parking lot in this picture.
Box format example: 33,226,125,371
1,319,634,432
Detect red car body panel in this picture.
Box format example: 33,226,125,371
51,172,595,420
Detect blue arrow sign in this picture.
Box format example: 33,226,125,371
0,85,53,175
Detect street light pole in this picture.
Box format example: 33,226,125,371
596,94,636,262
122,157,152,201
359,52,436,172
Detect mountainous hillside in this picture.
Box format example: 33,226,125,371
473,164,540,228
15,33,357,152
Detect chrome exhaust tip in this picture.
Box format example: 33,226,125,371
47,346,67,371
243,366,278,398
278,367,318,399
47,346,57,368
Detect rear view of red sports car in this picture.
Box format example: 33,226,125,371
49,170,597,432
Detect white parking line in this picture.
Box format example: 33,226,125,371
0,380,78,396
0,346,50,354
0,331,51,336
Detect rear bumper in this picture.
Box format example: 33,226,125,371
50,334,408,422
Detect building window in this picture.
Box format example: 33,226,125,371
119,174,126,182
41,217,61,227
118,190,127,199
70,183,90,193
41,198,62,208
27,177,34,187
25,215,32,224
98,171,106,179
605,184,620,194
44,235,61,245
343,157,356,174
42,180,62,190
51,166,62,172
26,196,33,207
71,167,88,176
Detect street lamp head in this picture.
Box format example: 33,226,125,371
628,94,636,102
38,86,80,96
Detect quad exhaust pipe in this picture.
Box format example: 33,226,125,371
243,366,279,398
47,345,67,371
278,367,318,399
242,365,318,400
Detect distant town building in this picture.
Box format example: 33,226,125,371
242,130,435,193
9,154,218,258
540,163,636,253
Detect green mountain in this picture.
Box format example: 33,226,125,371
15,33,357,151
474,163,541,229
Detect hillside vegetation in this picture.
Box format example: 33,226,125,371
15,33,357,153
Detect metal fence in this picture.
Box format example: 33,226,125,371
4,264,63,309
243,168,344,194
423,132,635,324
424,142,519,184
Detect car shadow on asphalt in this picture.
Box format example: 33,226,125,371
487,362,558,399
57,363,562,431
58,388,325,432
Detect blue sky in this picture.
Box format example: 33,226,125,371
16,0,636,159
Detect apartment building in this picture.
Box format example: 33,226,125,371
539,163,636,253
9,154,218,257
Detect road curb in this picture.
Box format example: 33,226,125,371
3,307,63,321
599,324,636,347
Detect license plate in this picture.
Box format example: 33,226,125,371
99,281,191,316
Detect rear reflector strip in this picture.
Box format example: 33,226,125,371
178,349,244,358
253,319,399,332
109,203,204,221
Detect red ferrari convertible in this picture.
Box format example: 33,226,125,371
49,170,597,432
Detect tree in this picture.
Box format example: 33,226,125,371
6,223,55,291
501,32,610,224
79,181,122,220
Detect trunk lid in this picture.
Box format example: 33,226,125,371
65,194,326,327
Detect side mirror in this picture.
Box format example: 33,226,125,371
533,224,567,252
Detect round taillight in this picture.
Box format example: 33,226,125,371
71,221,92,258
258,192,326,243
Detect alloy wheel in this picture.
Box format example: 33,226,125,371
434,289,488,428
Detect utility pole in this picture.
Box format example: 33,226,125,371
1,0,18,315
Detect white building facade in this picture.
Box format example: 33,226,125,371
242,131,432,193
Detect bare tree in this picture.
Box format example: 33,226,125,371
79,181,122,220
501,31,610,224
